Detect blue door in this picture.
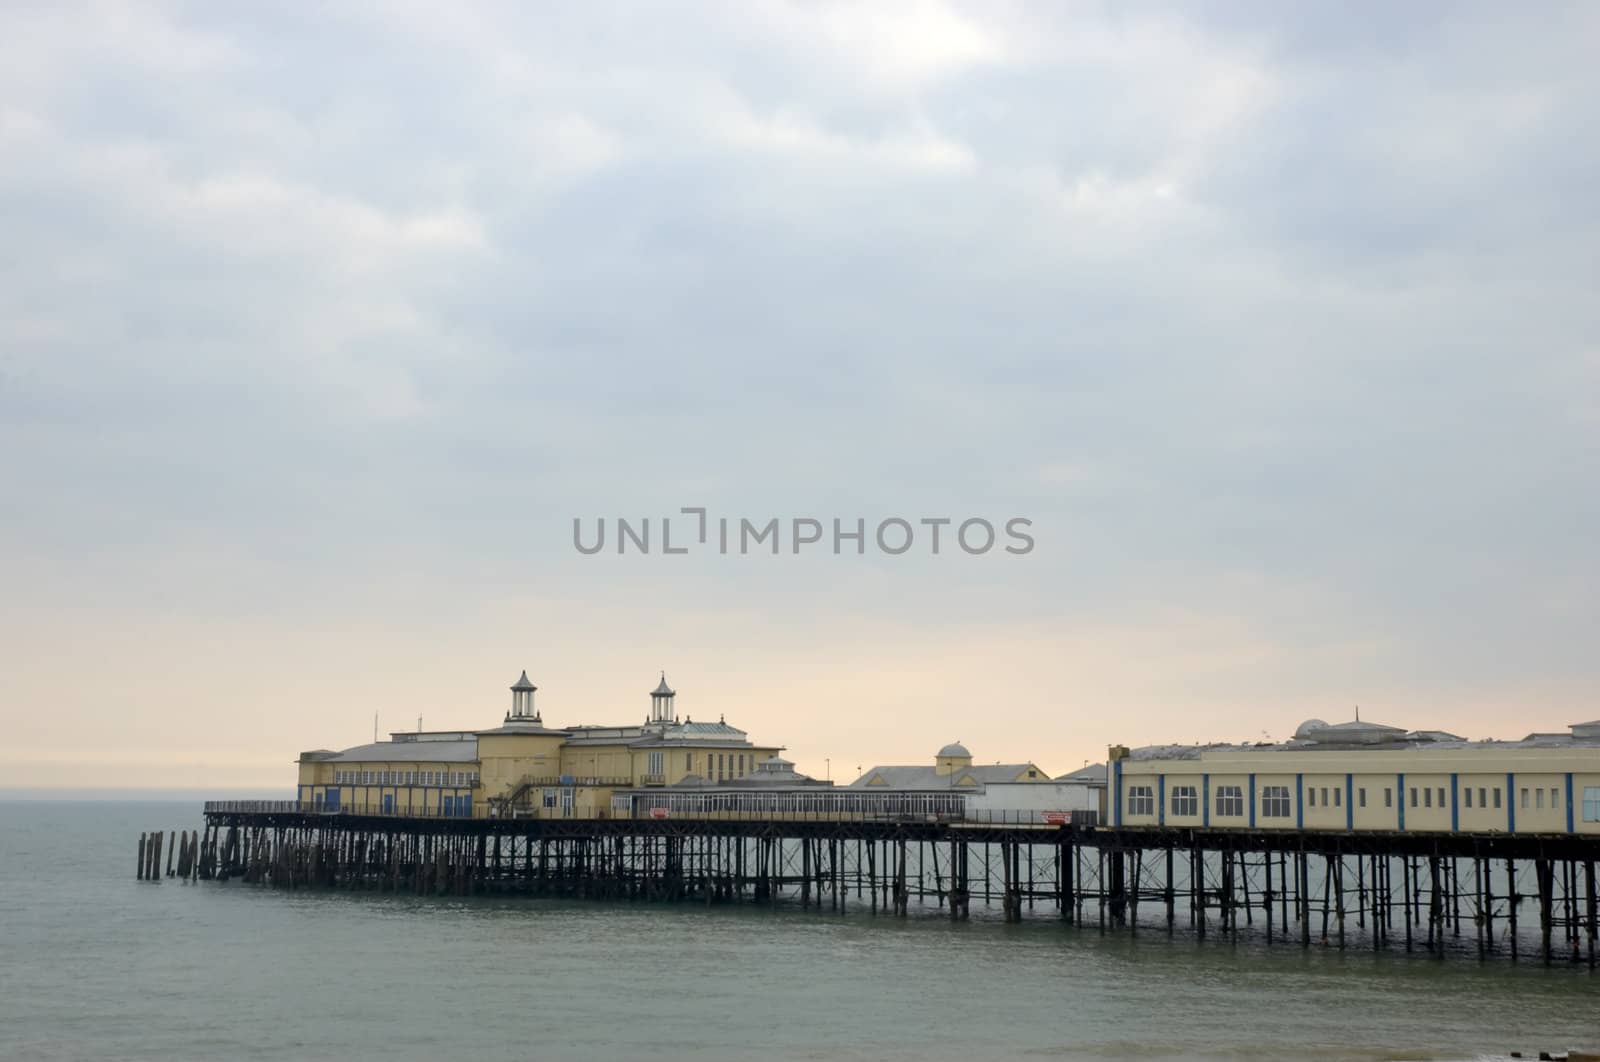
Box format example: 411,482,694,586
442,796,455,817
382,793,395,814
458,795,471,818
324,788,340,811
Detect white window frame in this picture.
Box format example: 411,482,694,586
1261,785,1291,819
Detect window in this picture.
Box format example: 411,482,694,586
1358,788,1367,808
1333,788,1341,808
542,789,557,809
1321,787,1330,807
1261,786,1291,818
1584,787,1600,823
1479,786,1487,808
1465,787,1473,808
561,789,574,815
1493,787,1502,809
1384,788,1393,808
1424,788,1432,809
1536,789,1544,809
1437,787,1445,808
685,753,693,771
1171,785,1198,816
648,752,664,777
1551,788,1559,808
1127,785,1154,816
1308,788,1316,808
1521,788,1529,809
1215,785,1244,818
1410,788,1418,808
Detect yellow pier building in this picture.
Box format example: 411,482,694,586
296,671,782,819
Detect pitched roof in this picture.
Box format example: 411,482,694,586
848,764,1039,789
510,670,537,691
1056,763,1108,785
326,739,479,763
652,674,675,696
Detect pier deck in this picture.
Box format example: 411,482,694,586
143,804,1600,967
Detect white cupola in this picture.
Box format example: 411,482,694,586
508,670,540,722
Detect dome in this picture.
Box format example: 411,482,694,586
1293,718,1329,740
651,673,675,697
937,741,971,758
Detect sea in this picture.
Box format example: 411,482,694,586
0,800,1595,1061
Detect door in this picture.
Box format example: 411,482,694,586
382,793,395,814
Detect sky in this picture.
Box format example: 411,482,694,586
2,1,1597,790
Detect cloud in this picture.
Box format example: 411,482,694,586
1,2,1596,785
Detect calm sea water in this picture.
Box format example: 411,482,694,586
0,801,1594,1061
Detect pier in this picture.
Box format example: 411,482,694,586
157,802,1600,968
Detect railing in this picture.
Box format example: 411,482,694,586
639,774,666,786
202,800,1100,827
204,800,304,814
205,800,478,819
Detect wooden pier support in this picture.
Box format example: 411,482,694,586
143,810,1600,968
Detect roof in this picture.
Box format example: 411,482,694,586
475,724,571,737
848,764,1040,788
937,742,971,758
510,670,537,691
652,674,675,696
1127,726,1600,760
325,739,478,763
1056,764,1108,785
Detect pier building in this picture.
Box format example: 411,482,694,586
1110,716,1600,836
295,672,781,818
849,741,1049,788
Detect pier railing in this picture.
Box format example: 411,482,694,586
202,800,1098,827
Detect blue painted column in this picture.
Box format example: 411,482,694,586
1450,773,1459,833
1248,772,1256,829
1112,759,1123,827
1295,775,1304,830
1507,772,1516,833
1567,773,1575,834
1202,773,1210,828
1345,774,1354,831
1158,775,1166,827
1397,772,1405,831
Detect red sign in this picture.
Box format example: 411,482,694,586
1041,811,1070,825
649,807,670,819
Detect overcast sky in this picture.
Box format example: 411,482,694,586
3,2,1597,789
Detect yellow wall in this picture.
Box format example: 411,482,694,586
477,733,566,804
1117,745,1600,835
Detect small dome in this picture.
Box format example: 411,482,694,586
937,741,971,758
651,673,675,697
1293,718,1329,740
510,670,537,691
